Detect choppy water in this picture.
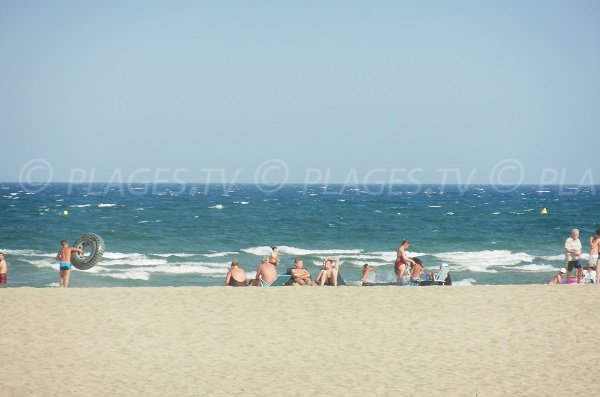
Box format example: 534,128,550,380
1,183,598,287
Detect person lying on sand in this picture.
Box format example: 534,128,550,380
290,259,314,286
250,257,278,286
548,268,566,285
361,264,375,286
316,258,339,286
225,260,247,287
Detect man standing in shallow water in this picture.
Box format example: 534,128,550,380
55,240,83,288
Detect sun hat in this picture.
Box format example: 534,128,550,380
559,268,566,274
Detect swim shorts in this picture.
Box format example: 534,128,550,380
59,262,72,271
589,254,599,267
567,260,581,272
394,259,407,273
0,273,6,284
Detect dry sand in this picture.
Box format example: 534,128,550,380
1,285,599,397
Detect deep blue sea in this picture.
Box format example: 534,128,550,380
1,183,598,287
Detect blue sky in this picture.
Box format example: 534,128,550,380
1,1,599,184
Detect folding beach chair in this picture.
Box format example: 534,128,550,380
259,274,291,287
432,265,451,285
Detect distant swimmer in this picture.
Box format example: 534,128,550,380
55,240,83,288
0,252,7,287
225,259,247,287
565,229,582,284
548,268,566,285
395,240,415,284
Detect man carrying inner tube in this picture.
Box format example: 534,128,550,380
55,240,83,288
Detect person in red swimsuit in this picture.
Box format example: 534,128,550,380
395,240,415,284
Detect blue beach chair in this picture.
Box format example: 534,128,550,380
259,274,291,287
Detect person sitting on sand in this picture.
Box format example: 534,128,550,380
55,240,84,288
395,240,415,284
290,259,314,286
250,257,278,286
316,258,339,286
410,257,425,283
0,252,7,287
225,259,247,287
548,268,566,285
361,264,375,286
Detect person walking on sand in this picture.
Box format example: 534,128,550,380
548,268,566,285
55,240,83,288
565,229,582,284
0,253,8,287
395,240,415,284
588,229,600,283
225,259,247,287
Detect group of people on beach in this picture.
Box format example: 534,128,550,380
548,228,600,285
225,247,341,287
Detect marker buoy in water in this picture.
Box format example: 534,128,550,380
540,208,548,215
63,210,69,216
71,233,105,270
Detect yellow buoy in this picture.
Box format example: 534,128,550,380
540,208,548,215
63,210,69,216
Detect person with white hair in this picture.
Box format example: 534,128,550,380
565,229,582,283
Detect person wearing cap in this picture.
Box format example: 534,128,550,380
548,268,566,285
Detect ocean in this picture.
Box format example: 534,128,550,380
1,183,598,288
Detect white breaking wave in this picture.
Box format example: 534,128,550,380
241,245,364,257
203,251,237,258
510,264,557,272
97,270,150,281
233,201,250,205
209,204,225,209
153,253,196,258
98,203,117,208
70,204,92,208
432,250,534,272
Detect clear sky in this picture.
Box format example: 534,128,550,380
1,1,599,184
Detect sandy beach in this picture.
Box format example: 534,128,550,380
1,285,598,397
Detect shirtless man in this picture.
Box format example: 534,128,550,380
225,259,247,287
316,258,339,286
251,257,278,286
548,268,566,285
55,240,83,288
395,240,415,284
589,229,600,283
0,253,7,287
290,259,314,286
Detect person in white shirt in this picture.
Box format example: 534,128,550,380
565,229,582,283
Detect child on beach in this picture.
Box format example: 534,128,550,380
0,253,7,287
361,264,374,286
